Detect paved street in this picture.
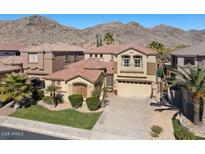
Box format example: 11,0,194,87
0,126,64,140
90,96,153,139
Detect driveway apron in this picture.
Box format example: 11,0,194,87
90,96,152,139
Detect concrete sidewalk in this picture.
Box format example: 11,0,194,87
0,115,91,140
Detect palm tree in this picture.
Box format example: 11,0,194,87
104,32,114,45
148,41,165,55
166,65,205,124
0,73,32,109
45,84,61,107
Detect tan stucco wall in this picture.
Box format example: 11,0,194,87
84,53,113,62
112,48,157,97
22,52,53,77
44,77,95,101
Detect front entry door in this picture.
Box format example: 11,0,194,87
73,83,87,97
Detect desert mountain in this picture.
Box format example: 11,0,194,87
0,15,205,48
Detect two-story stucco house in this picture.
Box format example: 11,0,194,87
43,43,157,99
20,43,85,79
85,44,157,97
171,42,205,69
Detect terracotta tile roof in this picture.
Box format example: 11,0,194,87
85,43,157,55
21,43,86,52
0,42,25,51
44,59,113,83
0,66,21,74
43,68,103,83
0,56,23,65
64,59,114,74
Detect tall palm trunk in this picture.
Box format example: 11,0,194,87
193,96,204,125
193,102,200,125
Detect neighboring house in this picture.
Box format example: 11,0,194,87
20,43,85,79
85,44,157,97
0,66,21,80
171,42,205,69
0,42,25,81
43,59,113,100
0,42,24,58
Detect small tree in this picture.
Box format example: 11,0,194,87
104,32,114,45
0,73,32,108
45,84,61,107
148,41,165,55
166,65,205,125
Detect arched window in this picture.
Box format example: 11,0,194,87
133,55,142,67
121,55,130,67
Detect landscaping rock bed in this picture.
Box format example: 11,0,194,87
180,114,205,138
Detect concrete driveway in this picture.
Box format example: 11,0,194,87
90,96,153,139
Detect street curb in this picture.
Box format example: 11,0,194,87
0,115,91,140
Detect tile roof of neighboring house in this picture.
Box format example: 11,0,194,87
0,42,25,51
21,43,86,52
0,56,23,65
43,68,103,83
64,59,113,74
171,41,205,56
85,44,157,55
44,59,113,83
0,66,21,74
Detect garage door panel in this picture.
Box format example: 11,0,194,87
117,82,151,97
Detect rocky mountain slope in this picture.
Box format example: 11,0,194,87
0,15,205,48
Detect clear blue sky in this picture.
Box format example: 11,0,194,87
0,14,205,30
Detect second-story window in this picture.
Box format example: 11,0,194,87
133,55,142,67
95,54,98,57
100,54,103,58
90,54,93,57
121,55,130,67
28,53,38,63
65,54,70,63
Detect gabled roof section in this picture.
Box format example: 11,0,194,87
171,41,205,56
21,43,86,53
85,43,157,56
64,59,113,74
43,68,103,84
0,42,25,51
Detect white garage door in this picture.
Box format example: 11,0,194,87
117,81,152,97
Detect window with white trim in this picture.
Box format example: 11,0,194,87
121,55,130,67
28,53,38,63
133,55,142,67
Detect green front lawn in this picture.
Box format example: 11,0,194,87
10,105,102,130
172,118,205,140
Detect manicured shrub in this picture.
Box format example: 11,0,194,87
86,96,100,111
42,96,52,104
33,89,44,100
68,94,83,108
151,125,163,134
